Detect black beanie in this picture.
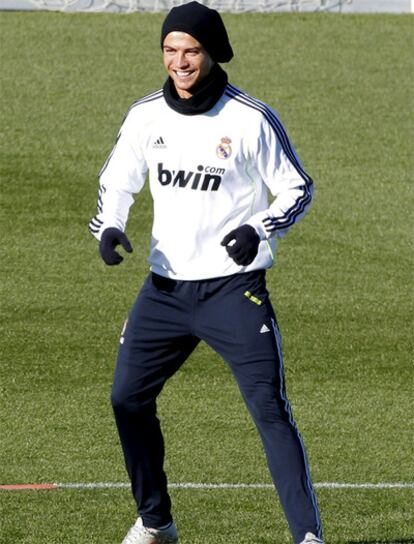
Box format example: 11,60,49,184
161,1,233,63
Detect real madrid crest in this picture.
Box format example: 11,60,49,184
216,137,232,160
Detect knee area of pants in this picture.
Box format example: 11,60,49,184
111,390,151,415
251,407,289,426
246,396,289,425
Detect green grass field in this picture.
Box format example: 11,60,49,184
1,10,413,544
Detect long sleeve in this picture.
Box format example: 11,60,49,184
245,111,313,241
88,85,312,279
88,109,148,241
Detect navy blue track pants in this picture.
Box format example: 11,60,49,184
111,271,322,543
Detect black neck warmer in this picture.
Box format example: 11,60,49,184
163,64,228,115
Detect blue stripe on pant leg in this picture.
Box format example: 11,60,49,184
270,317,323,540
194,270,323,542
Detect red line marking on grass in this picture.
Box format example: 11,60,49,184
0,483,58,490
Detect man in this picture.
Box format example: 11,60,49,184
89,2,324,543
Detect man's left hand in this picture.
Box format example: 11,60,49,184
221,224,260,266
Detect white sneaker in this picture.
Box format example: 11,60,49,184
121,517,178,544
300,533,324,544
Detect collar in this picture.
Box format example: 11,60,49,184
163,64,228,115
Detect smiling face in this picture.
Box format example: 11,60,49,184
163,31,215,99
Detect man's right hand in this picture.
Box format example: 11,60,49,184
99,227,133,265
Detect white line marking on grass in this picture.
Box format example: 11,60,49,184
58,483,129,489
2,482,413,491
56,482,414,490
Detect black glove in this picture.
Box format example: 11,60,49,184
221,224,260,266
99,227,133,265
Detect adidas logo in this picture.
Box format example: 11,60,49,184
153,136,167,149
260,324,270,334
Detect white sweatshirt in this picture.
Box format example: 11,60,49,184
89,83,313,280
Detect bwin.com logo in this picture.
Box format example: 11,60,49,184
157,163,225,191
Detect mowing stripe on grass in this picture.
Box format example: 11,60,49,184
1,482,413,491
